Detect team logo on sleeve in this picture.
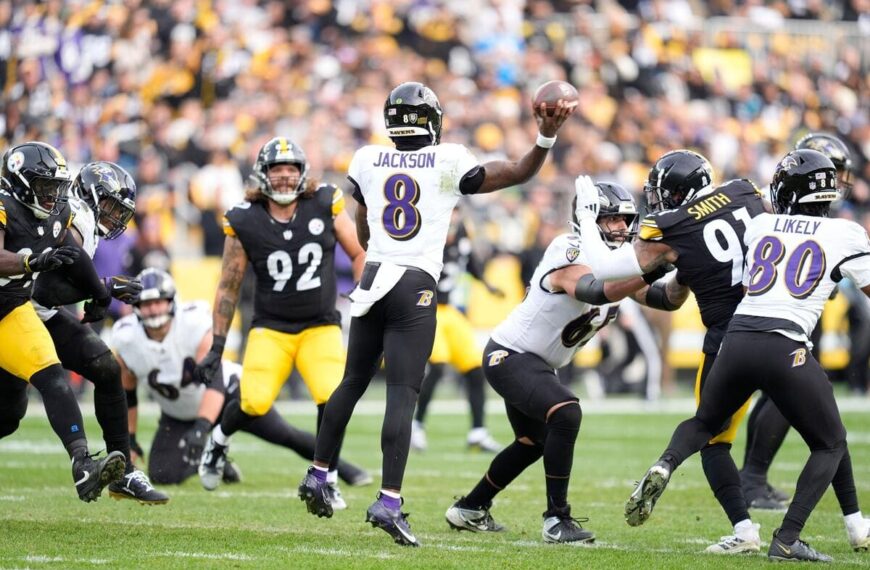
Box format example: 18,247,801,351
416,290,434,307
308,218,324,235
566,247,580,262
487,350,509,367
790,348,807,368
52,220,61,238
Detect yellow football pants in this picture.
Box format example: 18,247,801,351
429,304,482,374
240,324,344,415
0,302,60,381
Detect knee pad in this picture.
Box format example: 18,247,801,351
546,402,582,433
29,364,71,395
84,351,122,390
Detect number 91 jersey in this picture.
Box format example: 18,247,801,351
348,143,480,281
491,233,620,370
223,185,343,333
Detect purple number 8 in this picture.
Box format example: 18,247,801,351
747,236,784,295
747,236,826,298
382,173,421,241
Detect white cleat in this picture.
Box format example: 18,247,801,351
625,460,670,526
327,483,348,511
706,524,761,554
410,420,428,452
846,517,870,552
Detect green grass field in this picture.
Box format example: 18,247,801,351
1,397,868,569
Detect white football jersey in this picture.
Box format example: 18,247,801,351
734,213,870,341
111,301,224,421
491,233,622,369
348,143,479,281
34,195,101,321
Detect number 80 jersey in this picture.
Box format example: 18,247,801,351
348,143,480,281
223,185,343,333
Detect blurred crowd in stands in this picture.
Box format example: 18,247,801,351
2,0,868,392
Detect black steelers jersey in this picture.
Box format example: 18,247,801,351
638,179,765,352
436,221,483,301
0,190,72,319
223,184,344,334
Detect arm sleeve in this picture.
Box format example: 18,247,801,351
32,271,91,307
578,217,643,279
55,232,109,301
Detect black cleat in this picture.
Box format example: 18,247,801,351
541,504,595,544
222,460,242,484
625,460,670,526
298,467,333,518
340,464,373,487
366,495,420,547
445,498,505,532
768,530,832,562
73,450,126,503
745,485,788,511
109,470,170,505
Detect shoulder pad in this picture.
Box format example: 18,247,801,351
720,178,763,197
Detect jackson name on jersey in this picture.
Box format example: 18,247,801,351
222,184,344,334
491,233,620,370
348,143,480,281
637,178,765,352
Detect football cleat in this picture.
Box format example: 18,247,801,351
72,450,126,503
541,505,595,544
445,498,505,533
327,483,347,511
768,530,832,562
298,467,333,518
467,428,501,453
744,480,788,510
846,517,870,551
625,460,670,526
109,469,169,505
705,523,761,554
198,436,228,491
410,420,427,452
222,460,242,484
341,465,373,487
365,495,419,547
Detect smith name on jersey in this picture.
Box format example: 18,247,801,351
638,179,765,352
223,184,344,334
731,214,870,343
0,189,72,319
492,233,620,369
348,143,480,281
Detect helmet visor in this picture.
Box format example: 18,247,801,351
31,176,71,213
97,195,135,239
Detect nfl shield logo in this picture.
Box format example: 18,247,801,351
283,230,293,241
566,247,580,262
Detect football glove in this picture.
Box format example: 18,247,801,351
105,275,143,304
129,432,145,461
179,417,211,465
22,246,79,273
574,175,600,222
81,294,111,324
193,335,226,386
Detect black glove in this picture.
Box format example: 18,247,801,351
81,294,111,324
179,417,211,465
642,263,674,285
129,432,145,460
193,335,226,386
104,275,143,304
22,246,79,273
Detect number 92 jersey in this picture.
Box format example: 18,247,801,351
348,143,480,281
223,185,343,334
637,179,764,352
491,233,620,370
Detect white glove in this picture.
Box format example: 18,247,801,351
574,175,600,222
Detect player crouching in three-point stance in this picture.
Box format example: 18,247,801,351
445,182,656,544
299,81,574,547
625,150,870,561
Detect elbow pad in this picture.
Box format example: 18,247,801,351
125,388,138,408
645,281,679,311
574,274,610,305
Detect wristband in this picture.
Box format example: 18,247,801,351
536,133,557,149
193,417,213,431
645,281,679,311
21,254,33,273
125,388,138,408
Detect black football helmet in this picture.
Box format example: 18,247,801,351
794,132,853,199
72,161,137,240
133,267,176,329
384,82,443,145
573,181,639,249
644,150,713,212
1,141,72,219
770,149,838,217
252,137,308,205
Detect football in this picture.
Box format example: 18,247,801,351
533,80,579,116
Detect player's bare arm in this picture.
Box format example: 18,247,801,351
550,263,649,304
213,235,248,339
0,229,24,275
117,354,140,458
354,203,370,251
474,101,575,194
335,209,366,281
634,239,679,273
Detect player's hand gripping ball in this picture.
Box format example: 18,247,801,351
533,80,579,117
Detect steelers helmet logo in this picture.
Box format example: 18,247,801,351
308,218,324,236
6,151,24,173
52,220,62,238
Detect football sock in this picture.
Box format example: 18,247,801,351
831,448,859,516
465,367,486,429
87,352,131,470
317,403,345,471
780,443,847,544
311,464,327,483
660,416,719,471
211,425,230,446
701,443,749,526
30,365,88,455
742,394,790,482
379,490,401,510
327,470,338,485
543,403,581,511
465,440,543,508
415,363,444,424
380,384,418,490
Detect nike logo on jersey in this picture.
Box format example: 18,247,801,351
790,348,807,368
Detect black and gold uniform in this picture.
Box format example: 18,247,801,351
222,184,346,413
0,190,72,380
639,178,765,443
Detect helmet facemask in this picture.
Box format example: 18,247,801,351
253,138,309,206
